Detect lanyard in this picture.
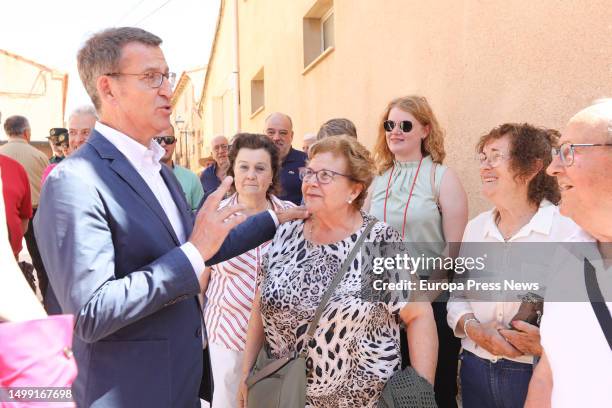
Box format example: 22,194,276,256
383,157,423,240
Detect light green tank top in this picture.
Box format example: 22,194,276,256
369,155,447,262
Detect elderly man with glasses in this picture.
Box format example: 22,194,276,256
156,125,204,212
199,134,230,202
525,100,612,408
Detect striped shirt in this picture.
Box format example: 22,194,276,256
204,193,295,351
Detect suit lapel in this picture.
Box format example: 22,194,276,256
160,165,194,238
89,131,181,246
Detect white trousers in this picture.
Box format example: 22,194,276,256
209,342,245,408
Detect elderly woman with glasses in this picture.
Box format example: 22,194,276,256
446,123,586,408
238,135,437,407
366,95,468,407
198,133,295,407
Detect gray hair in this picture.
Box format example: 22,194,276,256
3,115,30,137
69,105,98,122
77,27,162,110
317,118,358,140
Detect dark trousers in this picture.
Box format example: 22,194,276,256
401,301,461,408
460,350,533,408
24,208,48,305
199,346,214,402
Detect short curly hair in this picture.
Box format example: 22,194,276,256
374,95,446,174
308,135,374,209
477,123,561,206
227,133,281,197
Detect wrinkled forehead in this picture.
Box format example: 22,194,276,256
119,42,168,72
69,113,97,129
481,133,511,152
265,116,292,132
563,114,611,144
211,136,228,147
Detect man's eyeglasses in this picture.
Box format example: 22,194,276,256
105,71,176,88
298,167,354,184
154,136,176,145
213,144,229,152
383,120,413,133
476,151,508,168
551,142,612,167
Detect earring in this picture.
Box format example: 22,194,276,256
347,197,353,204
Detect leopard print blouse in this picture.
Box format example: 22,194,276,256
258,213,406,407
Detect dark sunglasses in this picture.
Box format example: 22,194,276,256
154,136,176,145
383,120,413,133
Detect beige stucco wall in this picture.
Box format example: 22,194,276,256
0,51,67,143
202,0,612,216
171,69,206,172
198,0,238,163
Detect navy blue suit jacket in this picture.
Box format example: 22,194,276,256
279,147,307,205
199,162,222,203
34,130,276,407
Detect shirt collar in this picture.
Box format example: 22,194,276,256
484,200,556,241
7,137,27,144
95,122,164,173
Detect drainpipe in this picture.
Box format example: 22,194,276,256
232,0,241,132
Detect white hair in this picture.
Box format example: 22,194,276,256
589,98,612,141
69,105,98,122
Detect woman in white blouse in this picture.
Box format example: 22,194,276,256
199,133,295,407
447,123,584,408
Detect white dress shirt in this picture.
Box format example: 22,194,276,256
540,231,612,407
446,200,587,363
95,122,205,278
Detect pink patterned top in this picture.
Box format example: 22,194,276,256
0,314,77,407
41,163,58,186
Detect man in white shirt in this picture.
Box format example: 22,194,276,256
525,100,612,407
34,27,306,408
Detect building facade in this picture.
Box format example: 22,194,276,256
171,66,207,171
198,0,612,215
0,49,68,143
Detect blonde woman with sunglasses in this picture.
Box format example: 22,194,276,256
366,95,468,408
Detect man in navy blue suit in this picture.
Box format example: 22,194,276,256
34,27,306,408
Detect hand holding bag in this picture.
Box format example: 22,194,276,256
511,292,544,327
246,220,377,408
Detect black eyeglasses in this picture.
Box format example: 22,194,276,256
383,120,413,133
154,136,176,145
105,71,176,89
298,167,354,184
552,142,612,167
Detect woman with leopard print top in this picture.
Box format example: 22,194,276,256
238,135,438,407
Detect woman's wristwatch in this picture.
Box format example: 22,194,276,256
463,317,479,339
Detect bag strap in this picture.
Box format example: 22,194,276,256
584,258,612,350
430,162,441,213
299,219,377,357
